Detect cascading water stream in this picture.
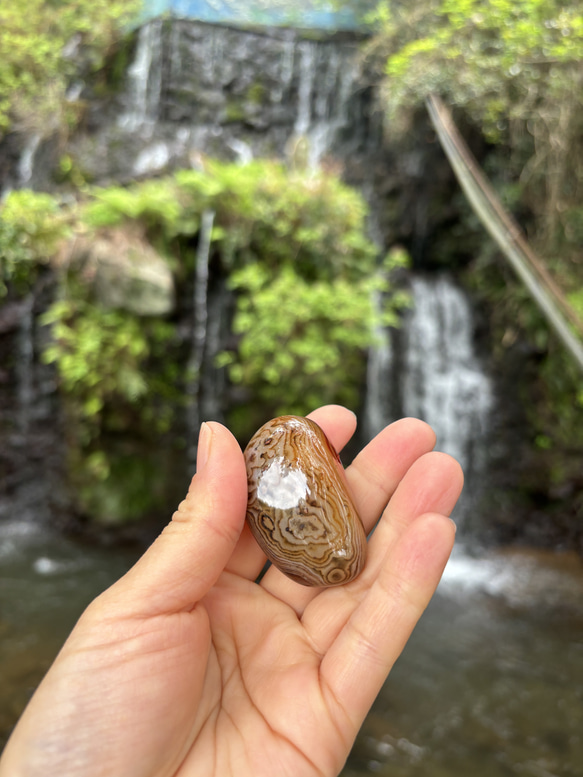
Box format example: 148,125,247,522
16,294,35,441
118,19,163,132
365,274,493,531
18,135,42,188
292,38,359,168
186,209,215,468
110,19,364,178
294,41,316,137
401,276,492,479
274,37,295,103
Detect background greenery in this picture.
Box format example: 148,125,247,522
1,0,582,532
0,161,407,523
364,0,583,497
0,0,140,137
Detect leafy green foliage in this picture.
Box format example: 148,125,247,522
372,1,583,135
41,298,151,441
84,160,377,278
0,0,140,135
370,0,583,247
0,190,71,295
176,160,378,280
10,158,407,521
77,446,175,525
370,0,583,489
39,292,178,523
226,263,395,416
84,180,189,234
81,159,402,417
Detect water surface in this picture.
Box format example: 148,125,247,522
0,520,140,748
344,548,583,777
2,524,582,776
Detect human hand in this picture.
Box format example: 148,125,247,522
0,405,462,777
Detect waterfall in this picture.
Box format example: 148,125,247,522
184,209,230,467
18,134,42,187
107,19,367,180
16,295,35,441
202,26,224,84
118,19,163,132
291,38,360,168
0,132,43,197
403,276,492,473
274,37,295,103
185,209,215,468
365,274,494,529
294,41,316,136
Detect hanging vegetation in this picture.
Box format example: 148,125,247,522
0,0,140,137
0,159,408,523
367,0,583,497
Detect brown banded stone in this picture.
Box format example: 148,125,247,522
244,415,367,587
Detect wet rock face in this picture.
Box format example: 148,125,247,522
69,19,382,183
2,17,449,260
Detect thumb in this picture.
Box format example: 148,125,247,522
107,421,248,617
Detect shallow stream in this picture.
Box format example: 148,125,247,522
345,547,583,777
0,520,140,748
2,520,582,775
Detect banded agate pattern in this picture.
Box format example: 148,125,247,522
244,415,367,587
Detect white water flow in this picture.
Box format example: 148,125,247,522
294,41,316,137
365,274,493,529
118,20,163,132
274,37,295,103
308,47,355,166
16,294,35,440
292,39,359,168
115,20,363,176
186,209,215,468
402,275,493,477
18,134,42,187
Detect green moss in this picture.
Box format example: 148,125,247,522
245,82,267,105
224,101,247,123
55,154,90,188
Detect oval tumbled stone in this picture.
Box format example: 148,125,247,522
244,415,367,587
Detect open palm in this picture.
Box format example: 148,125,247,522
0,406,462,777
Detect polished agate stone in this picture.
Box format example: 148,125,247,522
244,415,367,587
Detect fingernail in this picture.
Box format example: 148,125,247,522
197,422,213,473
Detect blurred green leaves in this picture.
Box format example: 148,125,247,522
0,189,72,296
373,0,583,134
369,0,583,467
370,0,583,230
227,263,396,415
2,158,408,521
0,0,140,136
80,158,406,417
40,298,170,444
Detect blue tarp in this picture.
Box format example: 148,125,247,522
138,0,373,31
